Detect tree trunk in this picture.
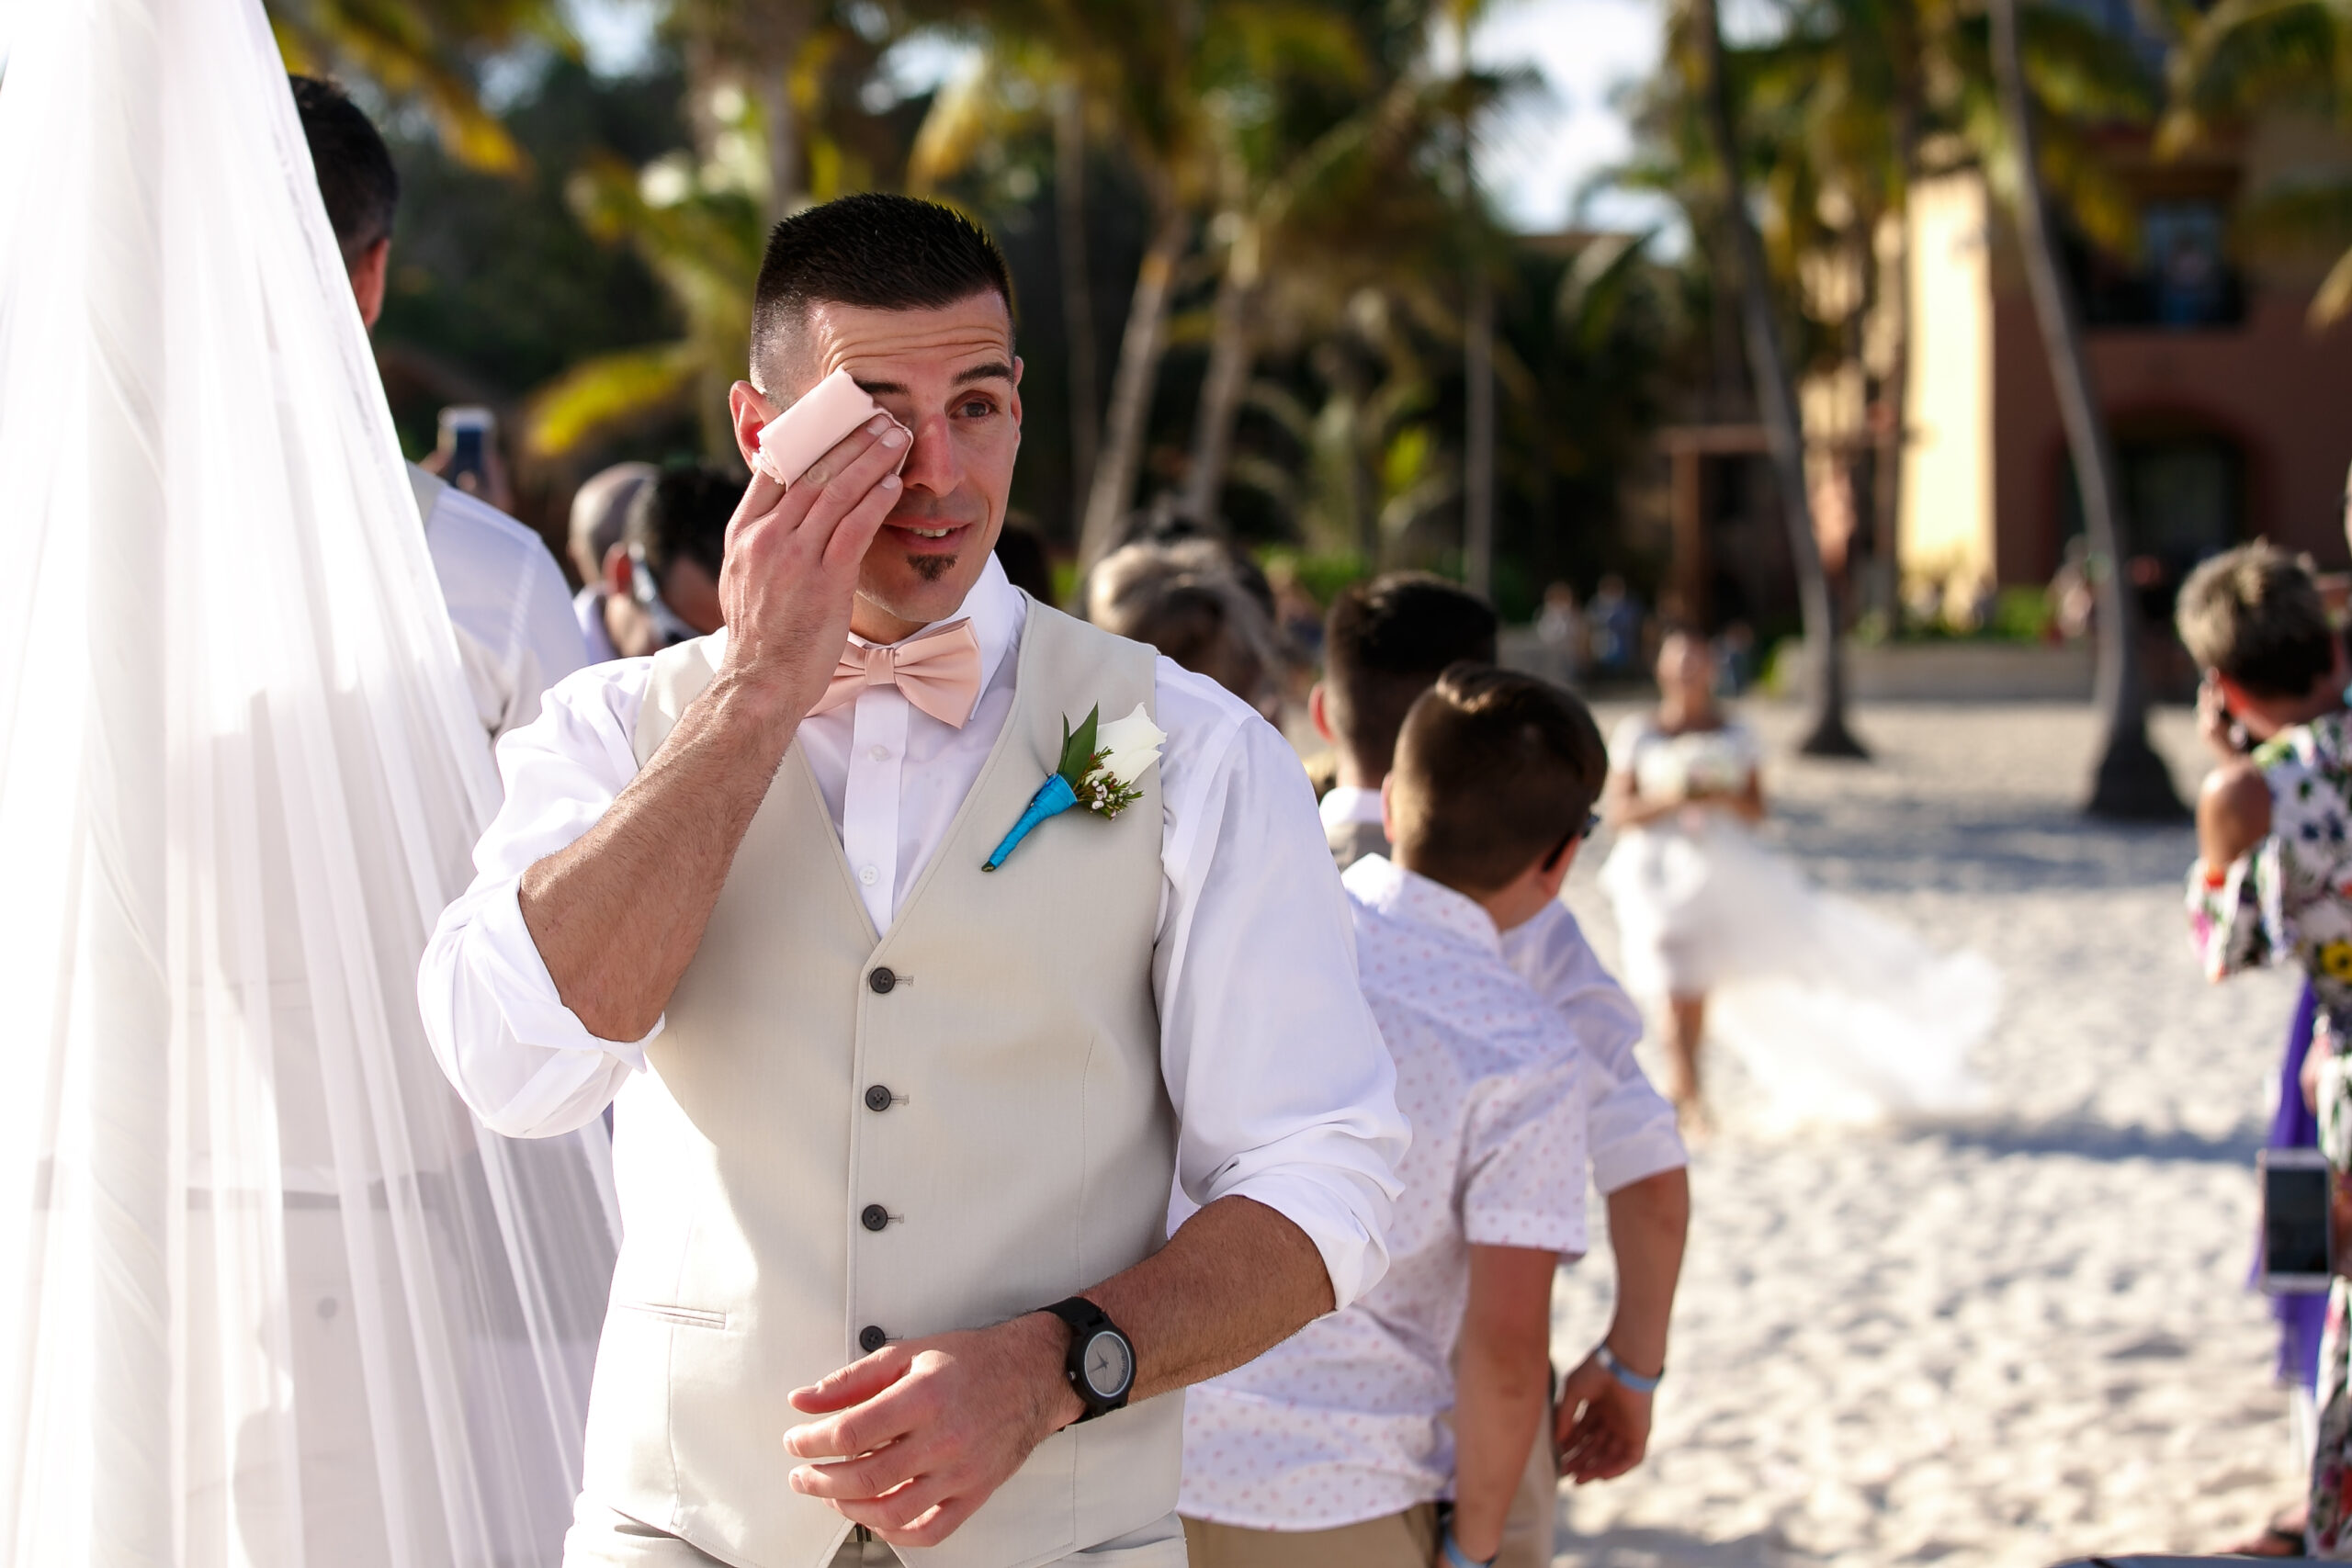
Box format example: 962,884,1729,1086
1988,0,2183,818
1054,83,1100,525
1690,0,1866,757
1182,236,1255,528
1077,204,1189,578
1464,259,1497,600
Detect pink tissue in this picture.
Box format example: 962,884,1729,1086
755,367,911,488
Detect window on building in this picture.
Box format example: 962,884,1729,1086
2068,199,2244,330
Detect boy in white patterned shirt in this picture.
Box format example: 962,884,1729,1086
1181,666,1672,1568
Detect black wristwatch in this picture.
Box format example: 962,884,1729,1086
1042,1296,1135,1423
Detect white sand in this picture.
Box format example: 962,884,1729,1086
1545,701,2305,1567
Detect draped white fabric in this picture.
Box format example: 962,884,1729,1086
0,2,619,1563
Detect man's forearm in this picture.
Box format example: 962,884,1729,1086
1082,1194,1333,1404
1602,1167,1689,1375
520,671,799,1042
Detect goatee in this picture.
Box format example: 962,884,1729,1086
909,552,956,584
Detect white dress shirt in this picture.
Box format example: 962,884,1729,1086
573,584,621,664
1318,784,1384,833
1179,854,1589,1529
412,465,591,745
417,555,1408,1310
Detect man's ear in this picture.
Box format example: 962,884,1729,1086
348,237,390,333
1537,840,1577,898
728,380,776,472
603,539,633,597
1308,683,1336,745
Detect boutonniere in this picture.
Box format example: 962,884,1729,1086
983,704,1166,872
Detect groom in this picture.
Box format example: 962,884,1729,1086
418,193,1407,1568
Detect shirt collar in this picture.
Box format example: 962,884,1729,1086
1340,853,1502,955
702,551,1023,692
1319,784,1385,831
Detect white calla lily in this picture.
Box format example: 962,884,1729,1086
1094,704,1167,787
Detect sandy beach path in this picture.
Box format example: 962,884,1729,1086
1547,701,2302,1567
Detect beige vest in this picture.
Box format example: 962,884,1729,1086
581,603,1180,1568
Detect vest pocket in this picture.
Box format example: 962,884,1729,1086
616,1300,729,1330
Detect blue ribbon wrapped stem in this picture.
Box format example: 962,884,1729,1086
983,773,1079,871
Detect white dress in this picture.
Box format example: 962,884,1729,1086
1599,716,1997,1126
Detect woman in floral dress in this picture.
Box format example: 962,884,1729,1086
2178,544,2352,1554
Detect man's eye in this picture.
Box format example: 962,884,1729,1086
958,399,995,419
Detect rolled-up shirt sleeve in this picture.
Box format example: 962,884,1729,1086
1150,664,1409,1311
1502,900,1687,1194
417,659,660,1138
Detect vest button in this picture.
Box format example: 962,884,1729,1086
868,966,897,994
859,1325,887,1353
861,1203,889,1232
865,1084,893,1112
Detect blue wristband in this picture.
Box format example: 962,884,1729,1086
1596,1343,1663,1394
1441,1530,1494,1568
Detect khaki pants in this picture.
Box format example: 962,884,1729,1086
1495,1421,1559,1568
564,1496,1188,1566
1180,1506,1439,1568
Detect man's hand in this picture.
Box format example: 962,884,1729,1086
1553,1350,1654,1483
515,413,909,1043
716,413,908,721
781,1314,1082,1548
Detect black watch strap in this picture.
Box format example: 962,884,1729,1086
1042,1296,1132,1424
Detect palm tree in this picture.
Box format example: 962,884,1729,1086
2167,0,2352,323
910,0,1367,574
1990,0,2183,818
1683,0,1869,757
266,0,567,172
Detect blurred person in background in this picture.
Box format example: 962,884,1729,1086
571,461,658,660
1536,581,1585,686
571,460,657,581
590,464,732,660
1087,536,1283,719
1602,631,1994,1132
2178,542,2352,1556
1586,574,1643,680
291,75,585,750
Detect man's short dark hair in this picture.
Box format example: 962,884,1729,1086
627,466,737,581
1322,573,1499,780
751,193,1014,391
1389,664,1609,895
289,75,400,264
2176,541,2338,699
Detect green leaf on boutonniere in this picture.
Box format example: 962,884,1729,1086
1057,705,1102,789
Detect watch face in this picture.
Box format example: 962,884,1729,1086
1081,1329,1133,1400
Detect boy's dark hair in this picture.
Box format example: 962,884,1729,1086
289,75,400,265
752,194,1014,389
2176,541,2337,699
1390,664,1608,895
627,466,738,581
1322,573,1498,779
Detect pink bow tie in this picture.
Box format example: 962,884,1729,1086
809,620,984,728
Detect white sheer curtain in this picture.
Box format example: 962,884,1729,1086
0,1,619,1564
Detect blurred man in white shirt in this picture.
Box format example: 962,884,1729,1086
569,460,657,661
577,465,731,661
292,75,586,750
